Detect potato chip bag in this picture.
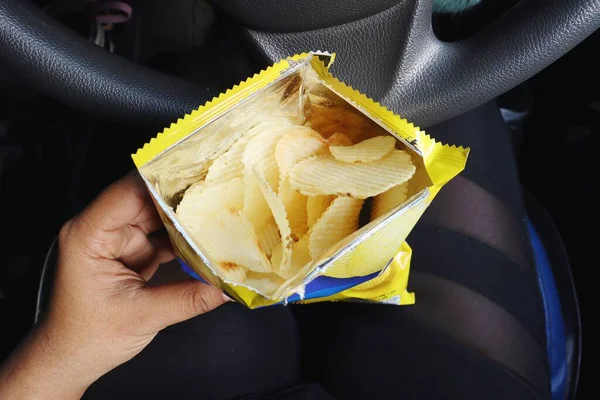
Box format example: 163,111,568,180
132,52,469,307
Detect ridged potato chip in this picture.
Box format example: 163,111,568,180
306,195,335,229
243,172,272,231
256,217,281,257
185,208,271,279
371,182,409,220
254,167,293,273
176,178,244,231
309,197,364,260
330,136,396,163
307,105,379,142
242,124,291,229
279,235,312,279
278,179,308,239
244,272,285,296
270,243,283,270
205,135,250,184
289,150,416,199
327,132,353,147
275,127,326,177
243,124,291,191
274,128,325,239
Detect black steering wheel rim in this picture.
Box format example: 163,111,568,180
0,0,599,128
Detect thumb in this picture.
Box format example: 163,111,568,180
142,280,229,330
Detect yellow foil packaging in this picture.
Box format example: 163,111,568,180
132,52,469,308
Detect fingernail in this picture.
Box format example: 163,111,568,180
222,293,233,302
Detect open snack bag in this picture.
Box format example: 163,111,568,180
132,52,469,308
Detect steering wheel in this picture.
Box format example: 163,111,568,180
0,0,599,128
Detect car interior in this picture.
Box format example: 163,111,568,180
0,0,597,398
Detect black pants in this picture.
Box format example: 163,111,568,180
85,103,550,399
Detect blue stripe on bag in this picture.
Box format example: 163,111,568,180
177,258,381,303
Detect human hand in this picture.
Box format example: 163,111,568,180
0,173,228,399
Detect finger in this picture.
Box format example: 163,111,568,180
118,231,174,270
77,172,163,237
141,280,228,330
134,235,176,281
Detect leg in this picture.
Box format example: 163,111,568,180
84,263,301,400
294,102,550,399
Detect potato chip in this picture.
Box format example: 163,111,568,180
256,217,281,257
244,272,285,296
279,235,312,279
371,182,409,220
270,243,283,269
182,179,206,197
254,167,293,273
275,127,325,178
273,128,324,239
205,135,250,184
330,136,395,163
243,124,291,191
183,208,271,279
243,172,272,231
309,197,364,260
306,105,379,142
278,179,308,239
289,150,416,198
214,260,248,282
176,178,244,231
327,132,353,147
242,124,291,230
306,195,336,229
